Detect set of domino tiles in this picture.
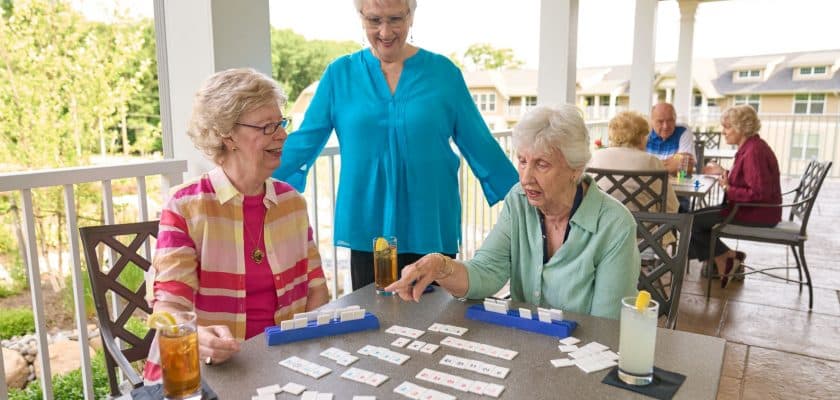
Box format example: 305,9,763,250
265,305,380,346
483,298,564,323
550,336,620,373
252,382,306,399
340,366,390,387
385,324,426,339
439,336,518,360
319,347,359,366
281,305,367,330
300,393,376,400
393,381,456,400
427,323,468,336
391,337,440,354
357,344,411,365
278,356,332,379
416,368,506,398
439,355,509,379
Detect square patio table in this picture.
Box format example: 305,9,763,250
672,174,719,210
202,285,725,399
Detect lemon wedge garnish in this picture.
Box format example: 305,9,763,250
635,290,651,312
147,311,177,330
374,237,390,252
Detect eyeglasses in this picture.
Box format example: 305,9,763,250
234,118,289,135
360,10,410,29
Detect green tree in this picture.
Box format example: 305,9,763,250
460,43,524,71
270,28,359,104
0,0,157,280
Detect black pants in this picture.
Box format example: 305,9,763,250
689,206,778,261
688,206,729,262
349,250,456,291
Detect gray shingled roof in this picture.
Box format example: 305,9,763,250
711,50,840,94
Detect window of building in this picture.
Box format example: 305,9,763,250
707,98,718,106
584,96,594,106
794,93,825,114
733,95,760,112
799,66,828,76
598,96,610,106
791,132,820,160
525,96,538,107
737,69,761,78
473,93,496,112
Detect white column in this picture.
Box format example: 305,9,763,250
538,0,579,105
593,95,601,118
155,0,272,179
629,0,658,113
665,88,673,104
674,0,699,124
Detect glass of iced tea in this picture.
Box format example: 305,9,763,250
373,236,398,295
158,311,201,399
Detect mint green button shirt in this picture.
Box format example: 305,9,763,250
465,176,641,319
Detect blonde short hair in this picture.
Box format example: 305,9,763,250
513,104,591,169
721,105,761,137
187,68,286,164
608,111,650,148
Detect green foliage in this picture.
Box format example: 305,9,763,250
270,28,360,104
126,315,150,338
0,308,35,339
459,43,524,71
62,269,95,318
9,350,111,400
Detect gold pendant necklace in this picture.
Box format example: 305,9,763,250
245,207,266,264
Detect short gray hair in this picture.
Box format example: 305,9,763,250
513,104,591,169
721,105,761,137
353,0,417,14
187,68,286,164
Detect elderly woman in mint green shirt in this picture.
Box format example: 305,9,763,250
386,104,640,319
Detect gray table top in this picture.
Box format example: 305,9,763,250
672,174,718,198
203,285,725,399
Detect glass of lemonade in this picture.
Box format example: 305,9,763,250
373,236,398,295
159,311,201,399
618,296,659,385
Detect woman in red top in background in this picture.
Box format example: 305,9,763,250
693,105,782,288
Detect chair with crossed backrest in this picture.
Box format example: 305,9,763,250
587,167,670,213
694,129,721,149
80,221,159,397
707,160,832,309
632,212,694,330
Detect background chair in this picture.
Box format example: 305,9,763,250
632,212,694,330
80,221,159,398
707,160,832,309
587,167,670,213
694,129,721,149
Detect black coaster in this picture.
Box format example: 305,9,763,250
130,380,218,400
602,366,686,400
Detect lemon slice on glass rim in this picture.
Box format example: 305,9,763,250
635,290,652,312
147,311,178,333
374,237,390,252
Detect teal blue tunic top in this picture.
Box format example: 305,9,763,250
465,177,641,319
273,48,517,254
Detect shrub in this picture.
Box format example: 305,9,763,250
63,261,147,318
9,351,111,400
126,315,150,338
0,308,35,339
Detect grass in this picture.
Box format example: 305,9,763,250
0,308,35,339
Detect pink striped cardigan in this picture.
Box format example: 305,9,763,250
143,167,326,382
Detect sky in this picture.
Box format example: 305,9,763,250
75,0,840,68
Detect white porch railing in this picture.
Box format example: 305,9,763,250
0,160,186,399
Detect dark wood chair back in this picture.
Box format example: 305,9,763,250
79,221,159,397
587,167,670,213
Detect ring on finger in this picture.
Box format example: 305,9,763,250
204,356,213,365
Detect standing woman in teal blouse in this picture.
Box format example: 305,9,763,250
273,0,517,290
387,105,641,319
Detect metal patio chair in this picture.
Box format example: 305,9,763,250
587,167,670,213
633,212,694,330
80,221,159,397
706,160,832,309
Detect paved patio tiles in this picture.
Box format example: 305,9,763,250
674,292,724,336
719,301,840,361
741,346,840,400
716,376,742,400
721,342,747,379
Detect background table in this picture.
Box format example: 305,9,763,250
672,174,719,210
203,286,725,399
